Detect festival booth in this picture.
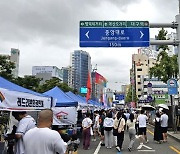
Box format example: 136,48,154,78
66,91,88,110
0,77,52,153
43,87,79,135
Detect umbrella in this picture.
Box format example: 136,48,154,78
157,104,169,110
142,104,155,111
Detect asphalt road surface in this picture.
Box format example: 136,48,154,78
78,126,180,154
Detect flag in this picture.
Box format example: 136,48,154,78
86,71,91,102
95,72,107,87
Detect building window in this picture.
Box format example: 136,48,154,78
138,82,141,84
144,85,147,88
137,75,141,78
138,88,141,91
137,68,142,71
138,95,141,98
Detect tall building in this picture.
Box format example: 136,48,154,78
61,67,69,84
70,50,91,92
131,52,156,99
32,66,63,84
0,48,20,78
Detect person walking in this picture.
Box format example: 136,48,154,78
99,109,106,146
153,112,162,143
160,109,169,142
92,111,101,141
127,113,136,152
12,111,36,154
82,112,92,150
114,111,126,152
103,112,114,149
23,109,67,154
137,109,148,145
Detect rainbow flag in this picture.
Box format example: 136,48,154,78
0,91,5,102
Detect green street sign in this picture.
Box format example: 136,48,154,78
80,21,149,28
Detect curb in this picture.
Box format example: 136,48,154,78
147,124,180,143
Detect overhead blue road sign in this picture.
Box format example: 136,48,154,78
80,21,150,47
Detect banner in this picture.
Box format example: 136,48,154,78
0,88,51,110
95,72,107,87
52,107,77,125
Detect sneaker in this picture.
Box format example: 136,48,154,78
116,146,121,152
128,147,131,152
145,140,149,143
101,143,105,146
109,147,112,149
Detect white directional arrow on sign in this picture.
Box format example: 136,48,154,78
85,31,90,39
140,31,144,39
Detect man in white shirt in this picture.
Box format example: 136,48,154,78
137,110,148,144
160,109,169,142
23,109,67,154
12,111,36,154
82,112,92,150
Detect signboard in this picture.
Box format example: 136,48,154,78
167,79,178,95
52,107,77,125
80,87,87,94
115,94,125,100
80,21,149,47
0,88,51,110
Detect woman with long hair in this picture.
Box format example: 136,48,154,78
127,113,136,152
113,111,126,152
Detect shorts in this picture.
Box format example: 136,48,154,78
138,127,147,135
100,127,104,136
161,127,168,133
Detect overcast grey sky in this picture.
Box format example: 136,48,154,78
0,0,178,91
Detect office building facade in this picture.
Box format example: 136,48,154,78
70,50,91,92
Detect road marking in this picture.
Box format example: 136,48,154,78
147,129,154,135
138,150,155,152
137,144,152,150
93,141,101,154
169,146,180,154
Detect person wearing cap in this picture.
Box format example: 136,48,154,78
12,111,36,154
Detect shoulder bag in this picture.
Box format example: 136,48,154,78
113,118,121,136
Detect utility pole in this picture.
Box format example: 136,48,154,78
149,6,180,132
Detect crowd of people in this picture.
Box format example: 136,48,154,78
3,107,169,154
82,108,169,152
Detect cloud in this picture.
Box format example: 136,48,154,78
0,0,178,91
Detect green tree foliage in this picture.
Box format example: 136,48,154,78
37,77,74,93
0,55,15,80
125,85,138,103
149,28,178,83
13,76,41,91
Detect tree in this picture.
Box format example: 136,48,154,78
0,55,15,80
125,85,138,103
37,77,74,93
13,76,41,91
149,28,178,83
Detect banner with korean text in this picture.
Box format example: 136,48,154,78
0,88,51,110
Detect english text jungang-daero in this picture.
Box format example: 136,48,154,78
17,97,44,107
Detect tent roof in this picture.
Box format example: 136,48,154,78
0,76,47,97
43,86,78,107
66,91,87,106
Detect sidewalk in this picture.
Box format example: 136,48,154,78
167,130,180,142
148,123,180,142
